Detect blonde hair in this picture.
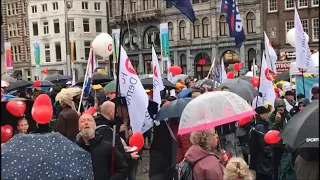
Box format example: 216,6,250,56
190,128,216,151
223,157,253,180
191,92,201,98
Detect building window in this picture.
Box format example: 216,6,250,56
71,41,77,60
246,12,256,34
13,3,18,15
68,1,73,9
54,19,60,33
11,46,21,62
144,27,160,48
32,22,39,36
84,41,91,60
193,19,200,38
52,2,59,10
268,0,277,12
219,15,228,36
68,19,75,32
94,2,101,10
83,19,90,32
43,21,49,34
8,25,12,37
55,42,62,62
24,22,27,36
285,20,294,43
31,5,37,13
11,24,18,37
301,19,309,34
285,0,295,10
23,2,27,14
143,0,148,10
42,4,47,12
179,20,186,40
312,0,319,6
168,22,174,41
298,0,308,8
95,19,102,32
7,3,12,16
192,0,200,4
82,2,89,10
130,1,136,12
312,18,319,41
44,44,50,62
202,17,210,37
166,1,172,8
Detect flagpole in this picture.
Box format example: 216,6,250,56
206,58,215,79
255,52,265,108
112,0,125,176
264,35,275,73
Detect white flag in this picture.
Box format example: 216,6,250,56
152,46,164,107
294,7,314,71
264,31,277,73
220,58,227,83
252,52,276,108
119,46,151,133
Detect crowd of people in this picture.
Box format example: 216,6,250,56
1,75,319,180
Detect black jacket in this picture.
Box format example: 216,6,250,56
77,133,129,180
94,114,132,164
248,117,274,174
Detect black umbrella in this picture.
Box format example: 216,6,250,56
239,75,252,82
5,80,33,92
1,133,94,179
1,76,17,83
275,72,290,82
140,77,175,90
76,73,113,85
155,98,193,120
219,78,258,101
45,74,69,82
35,80,55,87
194,79,221,91
280,101,319,148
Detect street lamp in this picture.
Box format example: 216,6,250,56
64,0,72,77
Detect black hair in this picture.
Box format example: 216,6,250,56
296,93,305,100
221,86,229,90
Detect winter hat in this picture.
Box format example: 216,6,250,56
274,98,285,108
255,106,269,115
298,98,310,106
285,90,294,96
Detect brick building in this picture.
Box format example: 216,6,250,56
1,0,31,79
262,0,319,72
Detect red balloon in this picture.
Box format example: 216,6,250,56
6,101,26,117
169,66,182,76
1,125,13,143
129,132,144,152
274,88,279,93
239,62,244,68
226,72,235,79
250,77,259,87
32,94,53,124
264,130,281,144
234,63,240,72
42,68,49,74
33,80,41,87
238,116,253,126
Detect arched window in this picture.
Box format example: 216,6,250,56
123,29,139,51
246,12,256,34
179,20,186,40
180,54,187,74
219,15,228,36
202,17,210,37
144,26,160,48
193,19,200,38
247,48,256,69
168,22,174,41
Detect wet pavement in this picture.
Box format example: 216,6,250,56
136,149,150,180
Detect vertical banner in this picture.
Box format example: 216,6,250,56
160,23,171,81
296,77,319,100
34,42,41,80
112,29,120,78
5,42,13,70
70,40,76,85
70,40,75,63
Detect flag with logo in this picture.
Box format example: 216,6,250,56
152,46,164,107
264,31,277,73
84,48,98,95
294,7,315,71
119,46,151,133
166,0,195,22
225,0,245,47
252,52,276,108
220,0,228,13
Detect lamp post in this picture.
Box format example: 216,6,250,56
64,0,71,76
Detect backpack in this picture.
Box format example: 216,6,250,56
176,156,209,180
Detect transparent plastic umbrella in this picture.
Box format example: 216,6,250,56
178,91,256,135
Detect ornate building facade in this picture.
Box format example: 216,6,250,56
109,0,263,78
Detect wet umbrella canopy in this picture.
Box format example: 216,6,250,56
5,80,33,93
1,133,94,180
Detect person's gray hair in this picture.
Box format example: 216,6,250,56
190,128,216,151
